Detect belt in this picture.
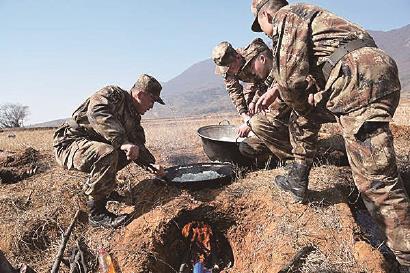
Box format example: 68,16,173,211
322,38,377,81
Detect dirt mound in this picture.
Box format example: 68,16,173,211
0,148,43,184
108,167,392,273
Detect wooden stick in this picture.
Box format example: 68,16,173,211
51,209,80,273
278,245,316,273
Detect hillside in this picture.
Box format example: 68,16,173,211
148,59,232,118
29,25,410,126
369,24,410,94
148,24,410,118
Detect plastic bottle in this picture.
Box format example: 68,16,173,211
193,262,212,273
98,247,116,273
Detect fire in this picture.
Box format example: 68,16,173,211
182,221,213,263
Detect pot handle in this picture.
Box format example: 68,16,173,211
218,120,230,125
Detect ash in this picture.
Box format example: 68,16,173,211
172,170,223,182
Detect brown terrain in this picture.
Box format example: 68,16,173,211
1,99,410,273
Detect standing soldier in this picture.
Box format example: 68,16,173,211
53,74,165,228
250,0,410,269
212,39,293,165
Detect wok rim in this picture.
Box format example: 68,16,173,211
197,124,243,143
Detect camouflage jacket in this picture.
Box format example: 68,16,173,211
224,75,267,114
218,48,268,115
270,3,401,114
55,86,146,150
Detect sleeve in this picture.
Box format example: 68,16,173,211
224,76,248,114
87,88,128,149
250,83,268,104
272,11,312,113
127,114,146,145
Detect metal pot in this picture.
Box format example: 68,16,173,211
197,124,251,166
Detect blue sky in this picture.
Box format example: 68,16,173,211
1,0,409,124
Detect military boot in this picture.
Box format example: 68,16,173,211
275,161,311,203
87,199,128,228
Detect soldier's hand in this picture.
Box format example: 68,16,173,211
255,84,280,113
248,102,256,115
152,164,165,177
237,123,251,138
120,143,140,161
241,113,251,123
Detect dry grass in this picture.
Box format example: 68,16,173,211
0,129,55,152
0,101,409,272
393,98,410,126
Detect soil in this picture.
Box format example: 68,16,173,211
0,148,45,184
0,120,408,273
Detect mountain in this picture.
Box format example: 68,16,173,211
30,25,410,126
28,118,68,128
147,59,232,118
148,24,410,118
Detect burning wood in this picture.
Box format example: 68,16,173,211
180,221,219,273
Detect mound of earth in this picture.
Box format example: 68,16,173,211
109,166,391,273
0,148,43,184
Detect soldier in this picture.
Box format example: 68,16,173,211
53,74,165,228
250,0,410,268
211,39,293,165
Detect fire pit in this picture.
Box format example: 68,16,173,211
179,221,233,273
145,207,235,273
163,163,234,190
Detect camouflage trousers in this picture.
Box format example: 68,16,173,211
242,102,293,163
289,92,410,265
54,125,129,201
239,134,272,165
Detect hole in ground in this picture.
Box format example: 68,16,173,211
146,206,235,273
0,148,42,184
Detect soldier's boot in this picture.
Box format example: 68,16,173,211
275,162,311,203
87,199,128,228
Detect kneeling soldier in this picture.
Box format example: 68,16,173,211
53,74,165,228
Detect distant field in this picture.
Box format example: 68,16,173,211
393,97,410,125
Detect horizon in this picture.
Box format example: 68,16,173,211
1,0,409,124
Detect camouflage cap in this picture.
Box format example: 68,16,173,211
251,0,288,32
212,41,238,75
134,74,164,105
241,38,269,72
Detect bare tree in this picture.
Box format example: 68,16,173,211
0,103,30,128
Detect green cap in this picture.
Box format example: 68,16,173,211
134,74,164,105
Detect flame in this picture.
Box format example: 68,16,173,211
182,221,213,263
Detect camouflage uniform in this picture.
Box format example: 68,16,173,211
212,40,293,162
252,1,410,265
53,85,155,201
